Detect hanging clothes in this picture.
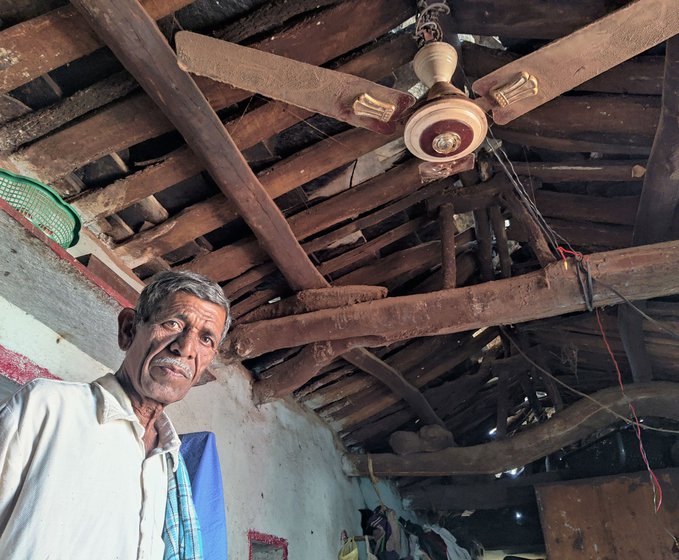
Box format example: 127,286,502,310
422,525,472,560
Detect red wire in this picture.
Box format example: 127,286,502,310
595,307,663,512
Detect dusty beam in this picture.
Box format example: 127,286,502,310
343,382,679,476
0,0,194,94
229,240,679,358
70,0,325,292
618,37,679,384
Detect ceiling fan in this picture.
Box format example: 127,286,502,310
175,0,679,179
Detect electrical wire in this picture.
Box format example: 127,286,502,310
595,308,664,512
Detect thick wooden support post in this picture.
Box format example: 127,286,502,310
439,203,457,289
229,240,679,358
618,37,679,383
633,37,679,246
342,382,679,476
473,208,495,281
70,0,325,292
489,205,512,278
502,190,556,267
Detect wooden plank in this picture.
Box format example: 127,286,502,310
70,0,325,292
227,240,679,358
502,96,660,138
495,128,653,155
318,218,427,277
183,159,426,282
492,160,647,183
446,0,628,40
343,383,679,476
0,0,193,94
9,0,413,182
0,72,138,153
537,470,679,559
214,0,339,43
535,191,639,226
633,37,679,246
615,39,679,385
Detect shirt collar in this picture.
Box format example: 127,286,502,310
93,373,181,468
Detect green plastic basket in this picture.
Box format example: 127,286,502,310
0,169,81,248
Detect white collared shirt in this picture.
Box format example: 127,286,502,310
0,374,180,560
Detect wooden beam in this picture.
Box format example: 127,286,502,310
228,240,679,358
491,160,647,183
489,205,511,278
534,191,639,226
506,96,660,139
633,37,679,246
341,351,446,428
0,0,193,94
439,203,457,289
446,0,627,40
343,382,679,476
616,38,679,384
183,159,427,282
0,72,138,153
69,0,325,292
404,471,567,510
501,190,556,267
239,285,387,324
11,0,413,182
473,208,494,281
253,338,385,404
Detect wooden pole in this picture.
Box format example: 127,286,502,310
439,203,457,289
618,36,679,383
229,240,679,358
489,205,512,278
343,382,679,476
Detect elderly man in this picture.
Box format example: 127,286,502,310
0,271,230,560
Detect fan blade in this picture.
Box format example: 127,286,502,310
472,0,679,125
175,31,416,134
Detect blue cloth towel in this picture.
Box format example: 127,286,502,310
180,432,228,560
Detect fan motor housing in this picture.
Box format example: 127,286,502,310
404,97,488,163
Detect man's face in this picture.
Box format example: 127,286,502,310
118,292,226,405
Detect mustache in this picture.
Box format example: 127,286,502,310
151,357,193,378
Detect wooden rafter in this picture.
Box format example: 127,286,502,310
229,240,679,358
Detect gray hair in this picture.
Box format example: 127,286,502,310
135,271,231,344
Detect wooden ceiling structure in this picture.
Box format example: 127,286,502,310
3,0,679,547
